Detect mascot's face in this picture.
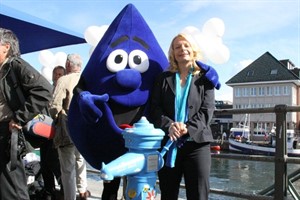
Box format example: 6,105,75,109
85,37,162,106
82,4,167,107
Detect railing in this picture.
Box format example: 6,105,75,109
212,105,300,200
87,105,300,199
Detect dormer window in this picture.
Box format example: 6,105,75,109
247,70,254,76
270,69,278,75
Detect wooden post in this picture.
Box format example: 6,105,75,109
274,104,288,199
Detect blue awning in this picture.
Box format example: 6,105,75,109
0,5,86,54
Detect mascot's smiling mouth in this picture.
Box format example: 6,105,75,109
107,72,148,127
109,100,145,127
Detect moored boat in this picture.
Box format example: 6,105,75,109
229,129,300,157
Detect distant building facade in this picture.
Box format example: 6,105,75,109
226,52,300,132
212,100,233,139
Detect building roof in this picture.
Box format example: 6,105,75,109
226,52,300,85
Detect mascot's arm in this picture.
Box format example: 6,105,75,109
196,61,221,90
74,77,109,124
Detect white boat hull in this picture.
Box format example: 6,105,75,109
228,138,300,157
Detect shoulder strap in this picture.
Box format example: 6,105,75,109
9,59,25,104
7,60,28,170
7,128,18,171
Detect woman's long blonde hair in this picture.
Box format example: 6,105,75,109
168,33,203,74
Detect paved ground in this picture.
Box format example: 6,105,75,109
86,177,164,200
85,177,185,200
45,168,185,199
86,178,123,200
88,178,165,200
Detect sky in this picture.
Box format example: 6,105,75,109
1,0,299,102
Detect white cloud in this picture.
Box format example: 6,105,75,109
224,2,298,40
239,59,253,69
230,59,253,77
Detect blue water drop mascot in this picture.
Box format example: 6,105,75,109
68,4,168,199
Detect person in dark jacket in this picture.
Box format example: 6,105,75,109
149,33,220,200
37,66,66,200
0,28,52,200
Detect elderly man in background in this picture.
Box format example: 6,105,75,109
50,54,90,200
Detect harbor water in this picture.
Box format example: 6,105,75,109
208,152,299,200
88,151,300,200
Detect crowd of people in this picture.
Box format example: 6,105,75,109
0,27,219,200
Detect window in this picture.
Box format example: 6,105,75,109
270,69,278,75
247,70,254,76
235,104,241,109
282,86,290,95
274,86,280,95
235,88,240,97
266,86,272,96
258,87,265,96
241,88,248,97
258,104,264,108
243,88,249,96
250,87,256,96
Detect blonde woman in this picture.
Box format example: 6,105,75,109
150,33,220,200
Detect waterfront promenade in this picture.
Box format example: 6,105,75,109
84,177,186,200
85,178,122,200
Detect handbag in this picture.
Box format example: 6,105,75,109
23,114,55,139
7,128,30,171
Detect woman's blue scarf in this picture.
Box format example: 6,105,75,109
166,71,192,167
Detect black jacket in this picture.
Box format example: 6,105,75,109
149,71,215,145
0,57,52,125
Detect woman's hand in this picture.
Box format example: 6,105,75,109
168,122,188,141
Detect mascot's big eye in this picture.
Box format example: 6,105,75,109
128,50,149,73
107,49,128,72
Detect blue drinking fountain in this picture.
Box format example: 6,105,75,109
100,116,165,200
